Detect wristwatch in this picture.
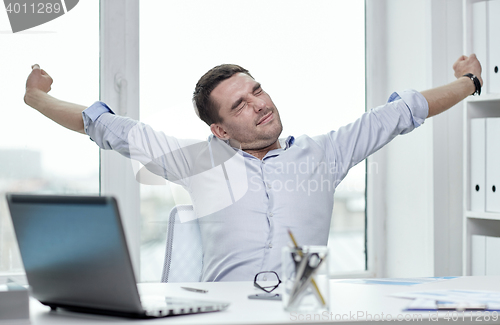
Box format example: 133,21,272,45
463,73,481,96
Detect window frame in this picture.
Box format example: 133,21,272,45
0,0,373,283
99,0,141,278
101,0,375,280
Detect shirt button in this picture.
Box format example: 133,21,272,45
269,212,274,217
268,243,273,249
267,183,272,189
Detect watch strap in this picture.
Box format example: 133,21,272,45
463,73,481,96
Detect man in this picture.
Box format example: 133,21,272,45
24,55,482,281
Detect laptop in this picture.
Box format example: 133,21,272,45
6,194,229,318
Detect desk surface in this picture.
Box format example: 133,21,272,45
27,276,500,325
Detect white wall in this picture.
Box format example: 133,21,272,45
367,0,464,277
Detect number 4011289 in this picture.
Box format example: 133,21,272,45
5,2,62,14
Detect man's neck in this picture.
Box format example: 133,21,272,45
243,140,281,160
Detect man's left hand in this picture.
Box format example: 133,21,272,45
453,54,483,86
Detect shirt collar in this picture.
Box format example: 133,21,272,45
281,135,295,149
207,134,295,158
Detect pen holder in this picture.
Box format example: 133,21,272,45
282,245,329,312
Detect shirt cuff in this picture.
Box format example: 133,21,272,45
82,101,115,135
387,89,428,128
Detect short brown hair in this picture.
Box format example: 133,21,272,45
193,64,253,126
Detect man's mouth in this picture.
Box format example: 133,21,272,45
257,112,273,125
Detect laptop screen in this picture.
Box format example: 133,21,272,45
7,194,143,314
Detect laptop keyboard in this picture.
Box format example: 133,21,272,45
142,296,228,317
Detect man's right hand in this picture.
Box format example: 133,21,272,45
22,64,87,134
24,64,53,106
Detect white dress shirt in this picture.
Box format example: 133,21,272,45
82,89,428,281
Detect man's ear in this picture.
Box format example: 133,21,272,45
210,123,229,140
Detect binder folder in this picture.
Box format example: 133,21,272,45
472,1,489,93
472,235,486,276
488,0,500,93
486,118,500,213
486,236,500,275
471,118,486,211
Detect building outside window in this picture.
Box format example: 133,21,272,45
0,0,365,281
138,0,366,281
0,0,99,276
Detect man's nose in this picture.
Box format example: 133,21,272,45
253,97,266,112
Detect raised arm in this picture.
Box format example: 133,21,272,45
24,64,86,134
423,54,483,118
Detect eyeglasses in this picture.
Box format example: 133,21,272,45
254,271,282,293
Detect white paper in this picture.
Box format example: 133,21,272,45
393,289,500,304
339,277,457,286
405,298,500,311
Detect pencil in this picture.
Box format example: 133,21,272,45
287,229,326,306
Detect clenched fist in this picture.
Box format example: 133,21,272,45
453,54,483,86
24,64,53,105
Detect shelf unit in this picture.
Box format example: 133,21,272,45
462,0,500,275
463,94,500,275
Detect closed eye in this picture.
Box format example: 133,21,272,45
253,83,263,95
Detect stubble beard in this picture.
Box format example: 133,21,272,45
240,119,283,151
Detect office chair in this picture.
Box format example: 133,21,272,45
161,205,203,282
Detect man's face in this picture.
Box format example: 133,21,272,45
210,73,283,150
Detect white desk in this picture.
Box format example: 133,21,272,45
28,276,500,325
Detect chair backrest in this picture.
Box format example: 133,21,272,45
161,205,203,282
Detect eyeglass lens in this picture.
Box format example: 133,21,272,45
255,272,280,292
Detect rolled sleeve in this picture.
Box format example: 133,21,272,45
388,89,428,128
323,89,429,182
82,101,115,135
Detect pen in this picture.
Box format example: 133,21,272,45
181,287,208,293
287,229,326,306
437,302,487,311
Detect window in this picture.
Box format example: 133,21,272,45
0,0,99,275
139,0,366,281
